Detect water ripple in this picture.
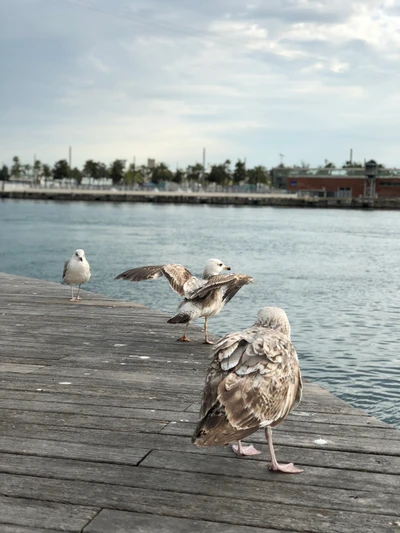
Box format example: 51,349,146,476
0,200,399,427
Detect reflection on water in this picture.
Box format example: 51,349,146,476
1,199,399,427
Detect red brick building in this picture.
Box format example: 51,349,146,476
283,170,400,198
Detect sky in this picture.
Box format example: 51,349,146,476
1,0,400,170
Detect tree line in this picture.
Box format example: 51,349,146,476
0,155,375,187
0,156,272,187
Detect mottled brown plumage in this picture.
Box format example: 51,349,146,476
193,307,304,474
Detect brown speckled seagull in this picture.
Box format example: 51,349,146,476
192,307,303,473
115,258,252,344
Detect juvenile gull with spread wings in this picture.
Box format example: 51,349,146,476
192,307,303,473
115,258,252,344
62,249,91,302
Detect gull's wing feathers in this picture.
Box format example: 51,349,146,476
188,273,253,301
115,263,192,297
62,260,69,282
219,328,302,430
222,274,253,304
162,264,193,296
196,327,302,443
115,265,165,282
199,326,261,418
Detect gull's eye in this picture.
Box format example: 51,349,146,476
219,263,223,266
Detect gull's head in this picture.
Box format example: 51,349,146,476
254,307,291,336
203,258,231,279
73,249,85,262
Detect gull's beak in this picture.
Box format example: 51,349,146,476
79,257,83,262
224,265,231,270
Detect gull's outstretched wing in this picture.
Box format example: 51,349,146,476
187,273,252,301
115,263,193,297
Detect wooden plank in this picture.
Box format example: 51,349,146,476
0,403,396,441
160,421,400,454
0,429,399,474
0,495,98,532
0,399,199,422
185,400,376,417
32,366,206,387
0,374,199,403
0,436,150,466
0,391,388,427
0,454,399,516
0,364,45,374
0,390,191,412
140,449,400,493
0,527,62,533
0,409,169,432
0,272,399,533
83,509,295,533
0,378,196,405
0,474,399,533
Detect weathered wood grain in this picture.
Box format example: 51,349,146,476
162,417,400,441
0,527,63,533
83,509,297,533
0,455,399,516
0,436,150,466
0,272,399,533
0,427,399,474
0,390,190,412
1,474,399,533
0,391,389,428
0,409,169,432
140,449,400,493
0,363,45,374
160,421,400,454
0,495,99,532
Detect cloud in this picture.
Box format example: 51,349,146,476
0,0,400,169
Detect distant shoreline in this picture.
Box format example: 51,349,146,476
2,187,400,209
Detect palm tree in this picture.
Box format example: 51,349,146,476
41,164,52,186
33,160,42,183
11,156,21,179
22,164,32,180
83,160,99,186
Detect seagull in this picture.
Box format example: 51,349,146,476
62,249,91,302
115,258,253,344
192,307,303,474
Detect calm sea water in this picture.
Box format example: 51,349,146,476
0,199,399,427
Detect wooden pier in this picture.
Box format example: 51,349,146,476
0,272,399,532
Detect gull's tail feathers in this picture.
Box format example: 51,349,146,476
167,312,192,324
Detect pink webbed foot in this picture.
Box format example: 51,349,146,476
269,461,303,474
70,298,78,302
232,444,261,456
203,339,214,345
177,336,190,342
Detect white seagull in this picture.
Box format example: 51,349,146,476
192,307,303,473
115,258,253,344
62,249,91,302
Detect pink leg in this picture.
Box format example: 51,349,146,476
232,440,261,456
203,318,214,345
266,427,303,473
76,284,82,300
70,285,77,302
177,323,190,342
